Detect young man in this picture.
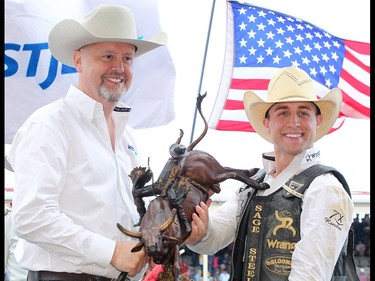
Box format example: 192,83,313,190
185,67,354,280
7,5,167,281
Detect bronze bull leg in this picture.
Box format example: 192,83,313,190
222,167,270,190
172,246,181,281
129,167,155,226
167,177,192,233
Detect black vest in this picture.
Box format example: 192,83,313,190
231,164,354,281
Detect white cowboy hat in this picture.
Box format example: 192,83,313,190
48,4,167,67
243,67,342,143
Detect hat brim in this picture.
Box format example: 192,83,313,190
48,19,167,67
243,88,342,143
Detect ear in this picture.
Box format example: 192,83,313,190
316,114,323,128
73,50,82,72
263,118,270,132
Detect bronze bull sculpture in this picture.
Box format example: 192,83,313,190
117,93,269,280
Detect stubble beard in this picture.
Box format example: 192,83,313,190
98,84,127,103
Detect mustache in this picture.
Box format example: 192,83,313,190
107,72,125,78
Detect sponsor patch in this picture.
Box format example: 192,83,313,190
324,209,344,231
264,255,292,275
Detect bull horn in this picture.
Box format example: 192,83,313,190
117,223,142,238
159,208,177,233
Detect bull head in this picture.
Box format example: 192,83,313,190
117,208,180,260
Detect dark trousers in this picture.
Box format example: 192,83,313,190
27,271,113,281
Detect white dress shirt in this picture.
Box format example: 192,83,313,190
7,85,146,279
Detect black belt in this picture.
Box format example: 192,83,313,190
27,270,114,281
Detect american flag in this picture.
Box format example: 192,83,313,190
208,0,370,132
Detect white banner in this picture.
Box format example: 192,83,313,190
4,0,176,144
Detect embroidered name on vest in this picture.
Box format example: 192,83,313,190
246,203,263,279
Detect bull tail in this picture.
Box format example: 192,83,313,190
187,92,208,152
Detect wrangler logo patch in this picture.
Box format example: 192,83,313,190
273,210,296,236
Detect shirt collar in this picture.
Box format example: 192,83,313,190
262,147,321,175
64,85,132,133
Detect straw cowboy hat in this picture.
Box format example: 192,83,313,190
48,4,167,67
243,67,342,143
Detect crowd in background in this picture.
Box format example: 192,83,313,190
352,213,371,280
180,245,233,281
353,213,371,257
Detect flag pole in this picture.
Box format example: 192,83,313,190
189,0,217,145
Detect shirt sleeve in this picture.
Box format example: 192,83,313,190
9,122,116,269
288,173,354,280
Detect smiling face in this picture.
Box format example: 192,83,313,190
73,42,136,103
263,102,322,158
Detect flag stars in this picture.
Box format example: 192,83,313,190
233,4,348,85
285,37,294,44
323,32,332,39
238,55,247,64
321,53,329,62
314,31,323,39
267,18,276,26
319,66,328,76
295,34,304,42
331,52,339,61
256,55,265,63
312,54,320,63
305,33,314,40
277,16,286,24
248,46,257,55
291,60,300,67
247,14,257,22
265,47,274,56
333,41,341,48
247,29,256,38
296,23,305,31
293,46,302,55
323,41,332,49
286,16,295,22
304,44,312,52
314,42,322,51
309,68,318,77
257,10,267,17
257,38,266,47
325,78,332,88
283,49,293,58
276,27,286,35
238,7,247,15
273,55,282,64
239,38,247,47
239,22,247,30
302,57,311,65
286,25,295,32
266,31,275,39
257,22,266,30
275,40,284,48
329,65,337,74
